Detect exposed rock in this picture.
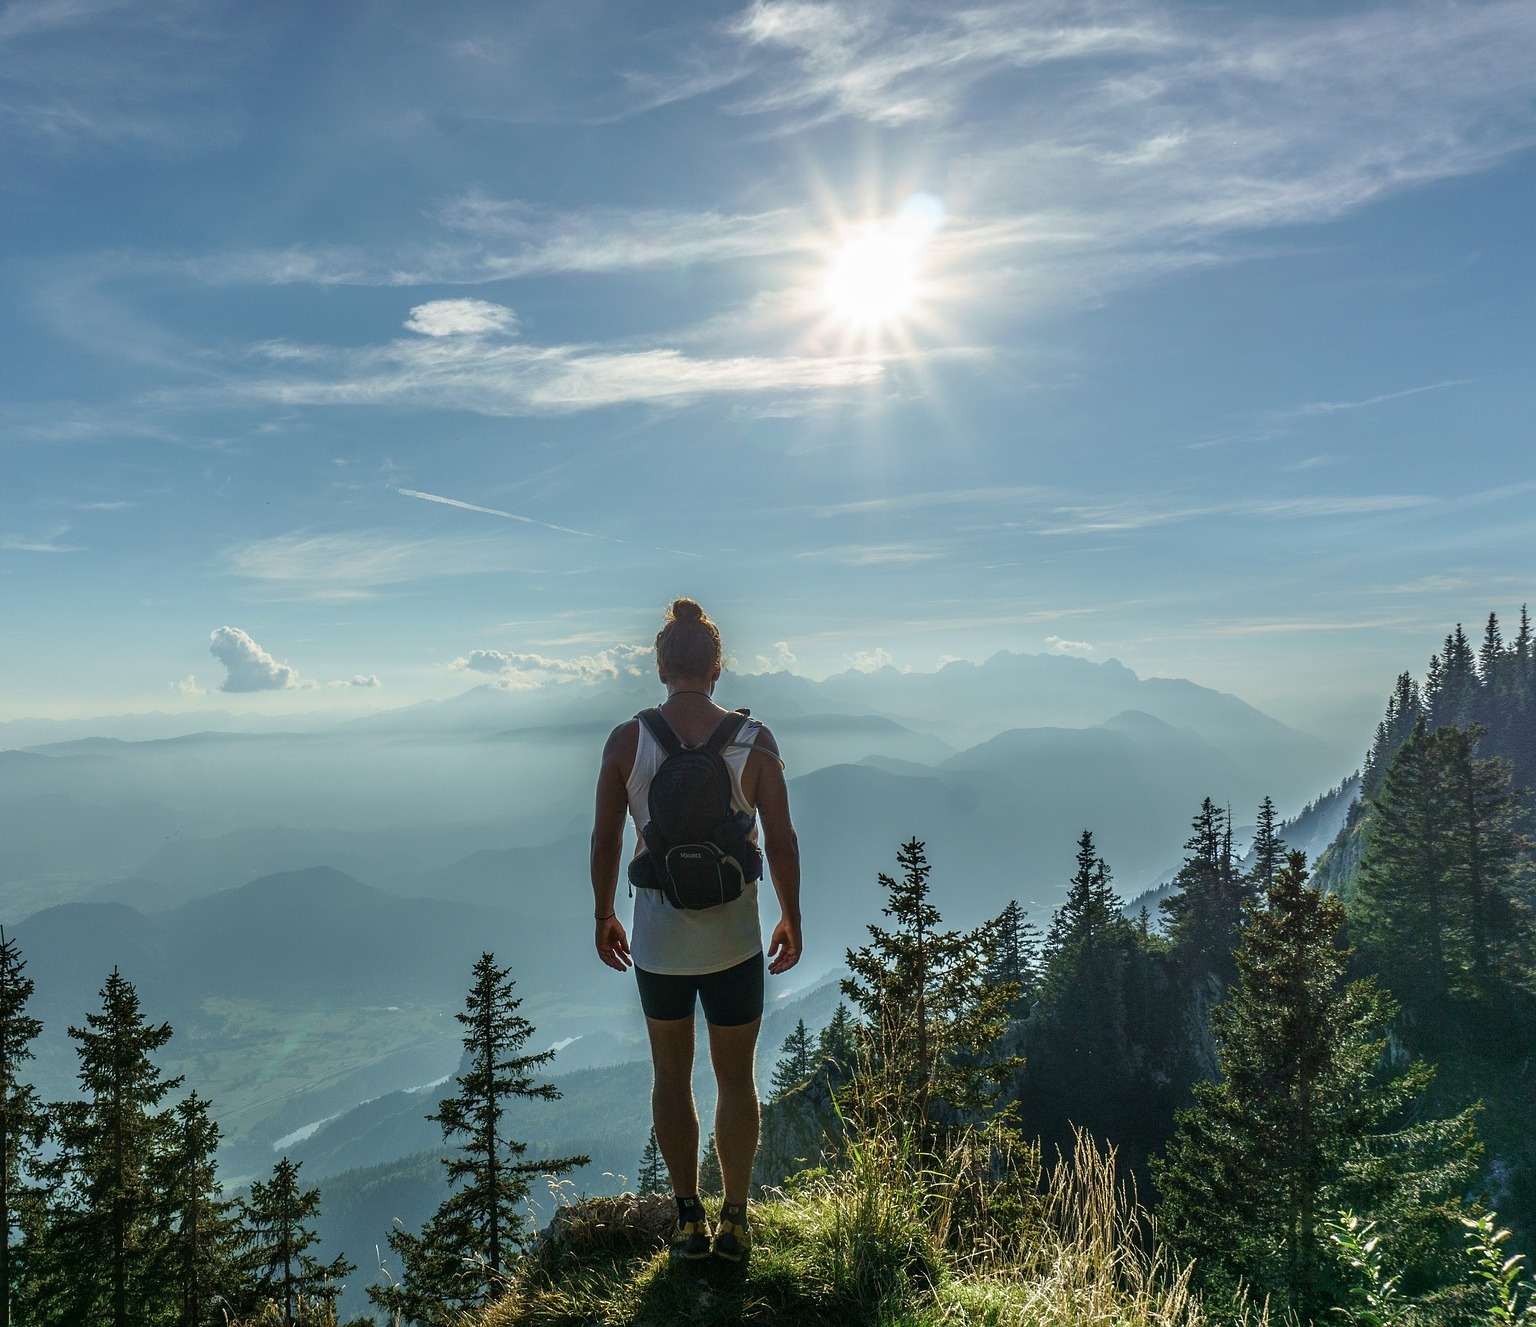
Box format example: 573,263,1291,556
538,1192,675,1259
753,1056,844,1189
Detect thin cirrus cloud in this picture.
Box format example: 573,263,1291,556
724,0,1536,308
224,530,527,600
225,307,887,417
398,487,702,559
165,201,808,291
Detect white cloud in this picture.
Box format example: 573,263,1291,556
450,644,653,686
439,195,805,275
208,626,311,693
217,335,886,417
796,543,940,566
171,673,203,696
404,299,518,338
225,531,525,599
1,532,82,553
1046,636,1093,655
751,641,798,672
727,0,1536,311
845,647,896,673
329,674,382,689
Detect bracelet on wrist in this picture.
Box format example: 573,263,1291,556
595,911,616,922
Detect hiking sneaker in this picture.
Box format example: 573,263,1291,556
674,1217,713,1260
712,1215,751,1262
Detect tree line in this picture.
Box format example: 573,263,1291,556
748,604,1536,1323
0,943,586,1327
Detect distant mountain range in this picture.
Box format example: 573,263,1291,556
1,650,1357,1216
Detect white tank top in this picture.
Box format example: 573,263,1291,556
626,711,771,976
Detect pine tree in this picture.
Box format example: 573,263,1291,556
42,968,182,1327
985,899,1040,1017
815,1004,857,1072
1428,625,1479,728
1363,673,1424,799
769,1019,815,1099
636,1128,666,1195
0,930,45,1327
240,1157,351,1327
1029,831,1151,1149
699,1133,722,1199
1246,796,1287,899
1160,798,1243,988
163,1093,245,1327
369,953,586,1323
1155,852,1481,1320
843,839,1021,1145
1352,719,1530,1013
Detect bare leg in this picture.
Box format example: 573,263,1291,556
645,1016,699,1195
707,1017,761,1206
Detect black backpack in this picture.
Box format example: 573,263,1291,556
627,708,764,910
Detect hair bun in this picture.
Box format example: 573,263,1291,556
670,598,704,622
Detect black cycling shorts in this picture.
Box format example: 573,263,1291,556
635,952,764,1027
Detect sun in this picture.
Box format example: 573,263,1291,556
822,228,921,328
818,193,945,336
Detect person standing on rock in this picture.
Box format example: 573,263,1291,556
589,598,803,1262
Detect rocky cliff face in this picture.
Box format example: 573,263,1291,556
753,1057,845,1189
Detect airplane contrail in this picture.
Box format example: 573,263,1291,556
397,488,700,558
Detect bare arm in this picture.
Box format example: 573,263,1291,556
750,727,802,974
589,722,635,971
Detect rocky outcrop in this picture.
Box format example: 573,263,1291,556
753,1057,845,1190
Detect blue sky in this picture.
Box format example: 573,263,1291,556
3,0,1534,742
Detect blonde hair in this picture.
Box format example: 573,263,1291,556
655,598,722,680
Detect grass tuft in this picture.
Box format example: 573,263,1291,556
473,1126,1257,1327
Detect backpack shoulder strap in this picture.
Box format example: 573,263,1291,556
637,708,684,758
702,710,749,757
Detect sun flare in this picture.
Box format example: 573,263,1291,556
818,193,945,335
822,230,920,327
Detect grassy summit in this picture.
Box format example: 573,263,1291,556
475,1132,1219,1327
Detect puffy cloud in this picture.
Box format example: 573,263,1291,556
451,644,653,686
404,299,518,338
208,626,310,692
329,674,382,689
1046,636,1093,655
752,640,797,672
171,674,203,696
845,647,895,673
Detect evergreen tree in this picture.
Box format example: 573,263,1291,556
1363,673,1424,800
1028,831,1168,1155
41,968,182,1327
843,839,1021,1144
1352,719,1531,1013
815,1004,858,1072
1160,799,1243,988
769,1019,815,1099
636,1128,666,1195
0,930,45,1327
1245,796,1287,898
699,1133,722,1199
240,1157,351,1327
1427,625,1479,729
163,1093,244,1327
369,953,586,1323
1155,852,1481,1320
985,899,1040,1017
